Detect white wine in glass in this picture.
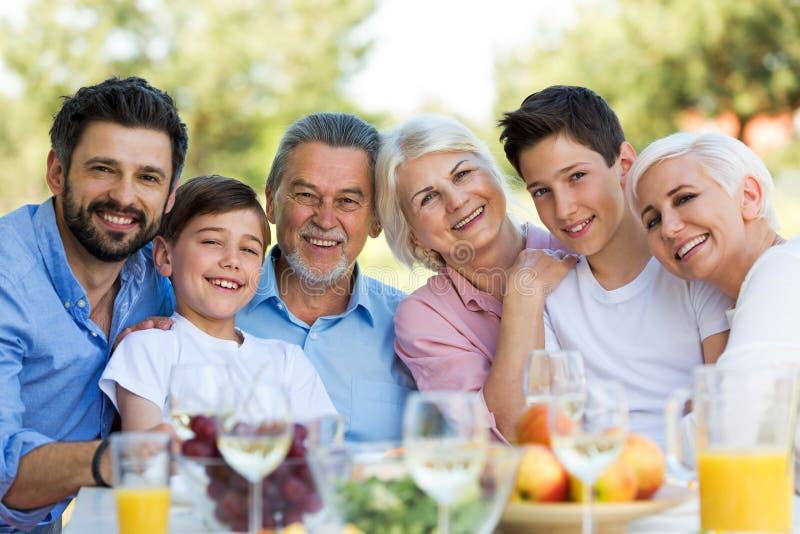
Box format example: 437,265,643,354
403,391,488,534
218,381,291,534
524,350,586,407
550,380,627,534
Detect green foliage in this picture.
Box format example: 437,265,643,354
494,0,800,153
0,0,375,214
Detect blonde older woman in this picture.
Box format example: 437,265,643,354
374,114,574,440
626,132,799,362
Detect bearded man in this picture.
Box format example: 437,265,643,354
236,113,416,442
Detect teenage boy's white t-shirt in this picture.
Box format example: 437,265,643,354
99,313,336,422
543,256,732,449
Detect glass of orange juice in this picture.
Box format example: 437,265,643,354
110,432,171,534
666,364,798,533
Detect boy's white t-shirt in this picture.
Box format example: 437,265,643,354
544,256,733,449
99,313,336,422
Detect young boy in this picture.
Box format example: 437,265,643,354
498,86,731,448
100,175,335,429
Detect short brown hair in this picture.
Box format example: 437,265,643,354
498,85,625,175
160,175,270,256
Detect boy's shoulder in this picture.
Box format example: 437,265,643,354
115,320,179,351
240,330,302,355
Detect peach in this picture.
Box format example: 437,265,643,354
619,433,665,499
569,458,638,502
516,403,572,447
516,404,551,446
514,445,569,502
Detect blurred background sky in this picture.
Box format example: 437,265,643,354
1,0,798,290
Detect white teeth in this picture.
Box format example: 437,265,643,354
565,217,592,233
453,207,484,229
308,238,338,247
677,234,708,259
210,279,240,290
101,213,134,225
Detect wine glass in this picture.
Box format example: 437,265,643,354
524,349,586,407
217,381,292,534
169,364,234,441
402,391,489,534
549,380,628,534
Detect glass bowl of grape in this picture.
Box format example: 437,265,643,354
174,415,327,532
308,442,522,534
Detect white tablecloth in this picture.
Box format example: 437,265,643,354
64,485,800,533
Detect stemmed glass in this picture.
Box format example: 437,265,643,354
169,364,234,441
549,380,628,534
402,391,488,534
217,381,292,534
524,349,586,407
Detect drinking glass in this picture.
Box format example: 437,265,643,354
169,363,234,441
110,431,172,534
665,364,798,532
217,381,292,534
549,380,628,534
402,391,489,534
524,349,586,406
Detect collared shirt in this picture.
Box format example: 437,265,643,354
0,199,173,532
393,223,565,440
236,246,416,442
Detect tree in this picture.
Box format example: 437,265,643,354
0,0,375,213
494,0,800,152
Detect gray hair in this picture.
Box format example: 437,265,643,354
266,112,379,192
626,132,779,230
375,114,515,271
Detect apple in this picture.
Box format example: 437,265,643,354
569,459,638,502
514,444,569,502
516,403,572,448
619,433,665,499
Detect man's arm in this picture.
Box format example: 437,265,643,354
2,441,109,510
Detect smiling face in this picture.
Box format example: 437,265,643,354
266,141,380,286
518,134,633,258
395,151,507,266
635,156,749,286
155,209,267,337
47,121,174,263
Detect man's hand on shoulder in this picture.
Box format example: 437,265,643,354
112,316,173,350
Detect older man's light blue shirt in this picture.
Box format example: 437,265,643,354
0,200,173,532
236,247,416,442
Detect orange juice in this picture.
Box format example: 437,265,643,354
114,487,170,534
697,449,792,532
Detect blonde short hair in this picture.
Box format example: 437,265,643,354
375,114,513,271
626,132,779,230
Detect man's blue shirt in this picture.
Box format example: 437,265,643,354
0,199,173,532
236,246,416,442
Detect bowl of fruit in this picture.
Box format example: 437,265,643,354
504,405,693,534
174,415,329,532
307,442,521,534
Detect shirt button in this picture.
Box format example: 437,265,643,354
91,332,98,337
277,303,284,310
77,299,86,308
309,332,317,340
64,301,71,308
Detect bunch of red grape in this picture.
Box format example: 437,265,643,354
181,416,321,532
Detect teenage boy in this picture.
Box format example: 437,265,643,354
498,86,731,447
100,175,335,429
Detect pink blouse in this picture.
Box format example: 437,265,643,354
394,223,567,440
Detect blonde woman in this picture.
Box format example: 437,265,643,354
375,115,574,440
